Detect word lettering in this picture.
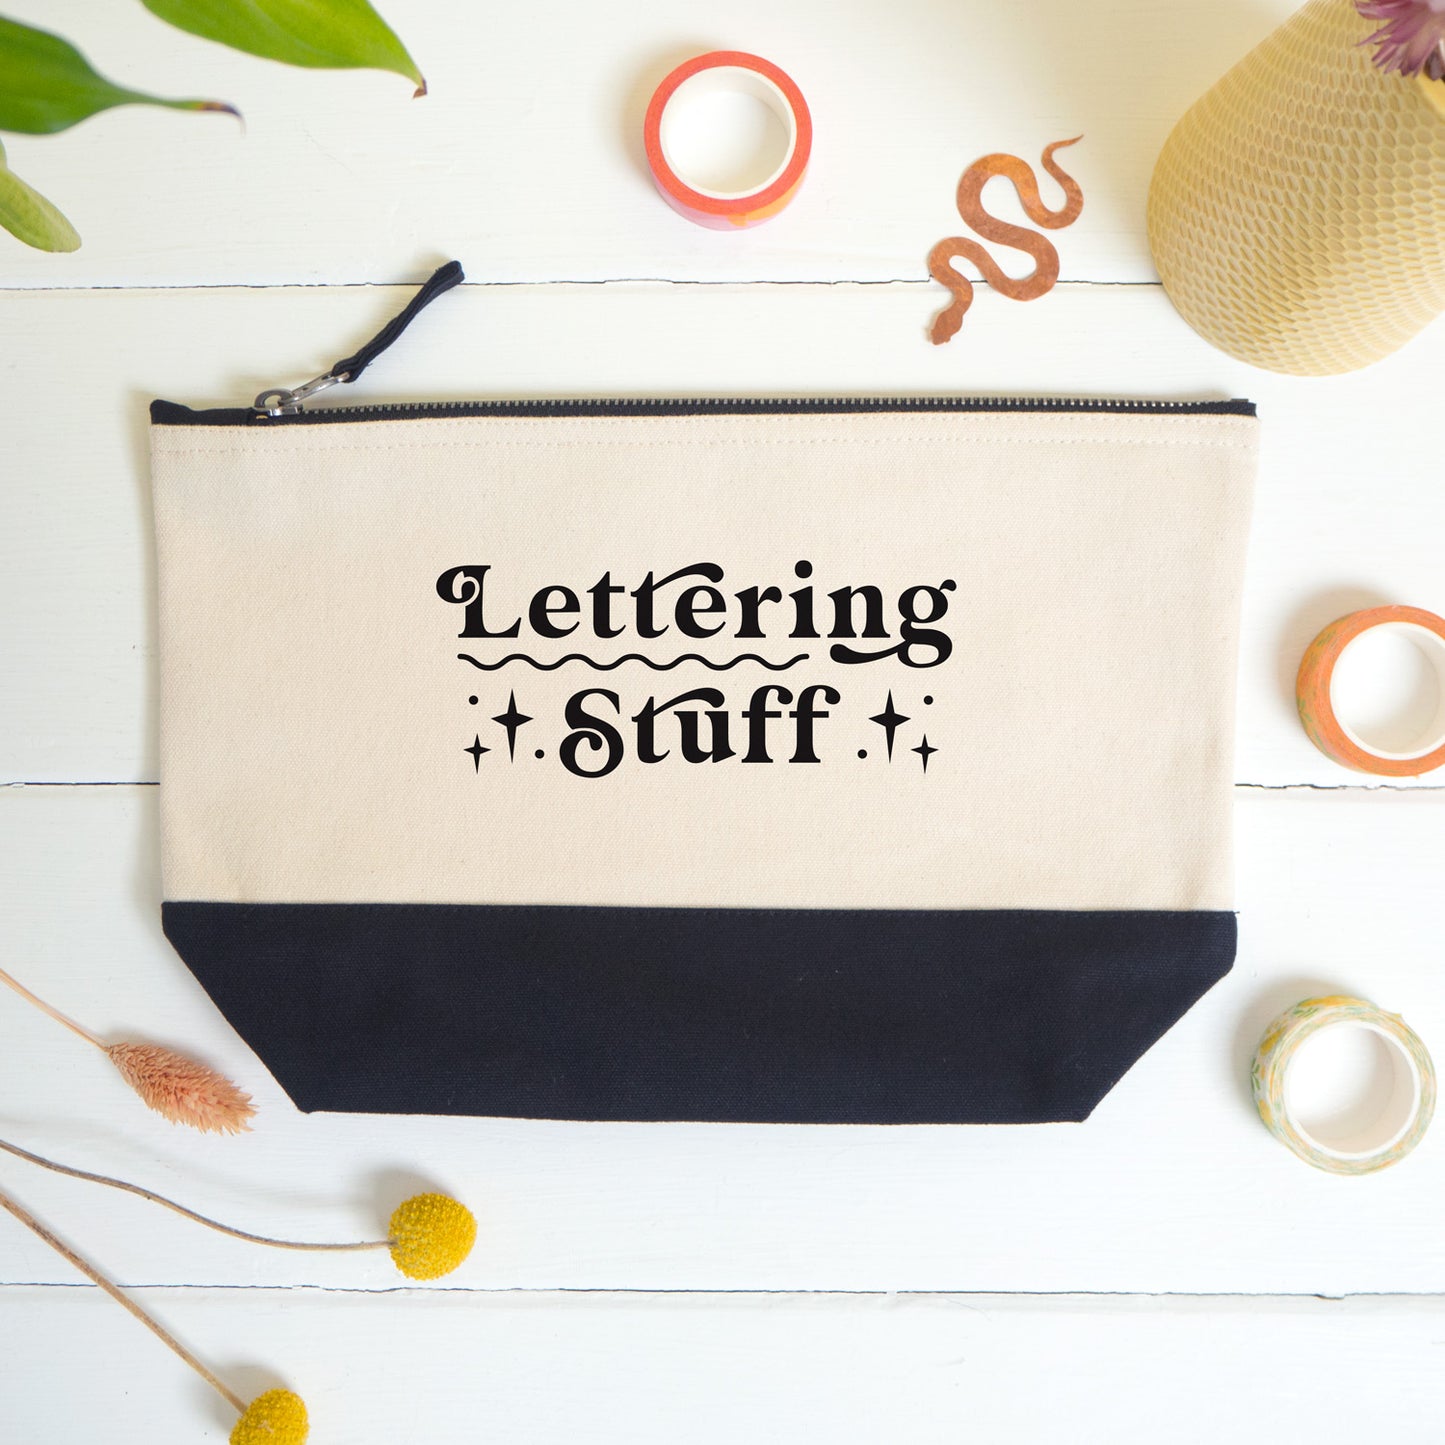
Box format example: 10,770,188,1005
437,560,956,668
559,684,841,779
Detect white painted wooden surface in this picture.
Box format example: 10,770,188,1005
0,0,1299,288
3,0,1444,1438
4,1289,1440,1444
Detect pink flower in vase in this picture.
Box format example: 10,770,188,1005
1357,0,1445,79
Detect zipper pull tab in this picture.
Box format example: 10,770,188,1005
254,370,346,416
253,259,465,418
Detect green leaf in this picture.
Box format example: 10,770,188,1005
0,15,237,135
0,140,81,251
141,0,425,95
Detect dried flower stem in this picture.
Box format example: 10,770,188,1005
0,1183,246,1414
0,965,103,1048
0,1136,392,1252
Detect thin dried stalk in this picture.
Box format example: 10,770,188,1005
0,1183,245,1414
0,1135,390,1252
0,965,103,1047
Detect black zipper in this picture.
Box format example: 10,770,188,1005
152,394,1257,427
148,259,1257,427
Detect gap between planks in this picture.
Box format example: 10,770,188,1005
2,1282,1444,1302
4,781,1441,794
0,277,1161,296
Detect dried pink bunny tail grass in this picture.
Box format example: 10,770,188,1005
105,1042,256,1134
0,966,256,1132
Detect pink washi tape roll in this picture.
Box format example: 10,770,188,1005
1296,605,1445,776
643,50,812,229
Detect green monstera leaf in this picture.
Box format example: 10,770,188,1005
0,140,81,251
0,16,237,135
142,0,426,95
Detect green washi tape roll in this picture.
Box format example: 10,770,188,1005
1253,996,1435,1175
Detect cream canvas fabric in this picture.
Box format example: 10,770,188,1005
153,410,1254,910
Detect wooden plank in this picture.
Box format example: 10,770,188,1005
0,783,1442,1295
0,0,1297,287
2,281,1442,788
0,1286,1439,1442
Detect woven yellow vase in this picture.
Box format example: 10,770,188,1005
1148,0,1445,374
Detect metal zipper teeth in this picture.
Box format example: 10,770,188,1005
149,396,1257,426
262,396,1256,422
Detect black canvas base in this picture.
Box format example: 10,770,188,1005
162,902,1235,1124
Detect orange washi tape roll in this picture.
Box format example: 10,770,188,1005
644,51,811,229
1296,605,1445,776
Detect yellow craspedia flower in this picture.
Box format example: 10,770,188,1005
388,1191,476,1280
231,1389,308,1444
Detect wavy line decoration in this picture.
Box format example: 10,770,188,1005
927,136,1084,345
458,652,810,672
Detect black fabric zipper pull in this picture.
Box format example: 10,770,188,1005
253,260,465,418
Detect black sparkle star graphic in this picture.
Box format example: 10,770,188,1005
911,735,937,772
868,690,911,760
464,735,490,771
492,690,533,760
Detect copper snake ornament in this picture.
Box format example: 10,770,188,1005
927,137,1084,344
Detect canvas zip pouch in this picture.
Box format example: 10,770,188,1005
149,261,1258,1124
